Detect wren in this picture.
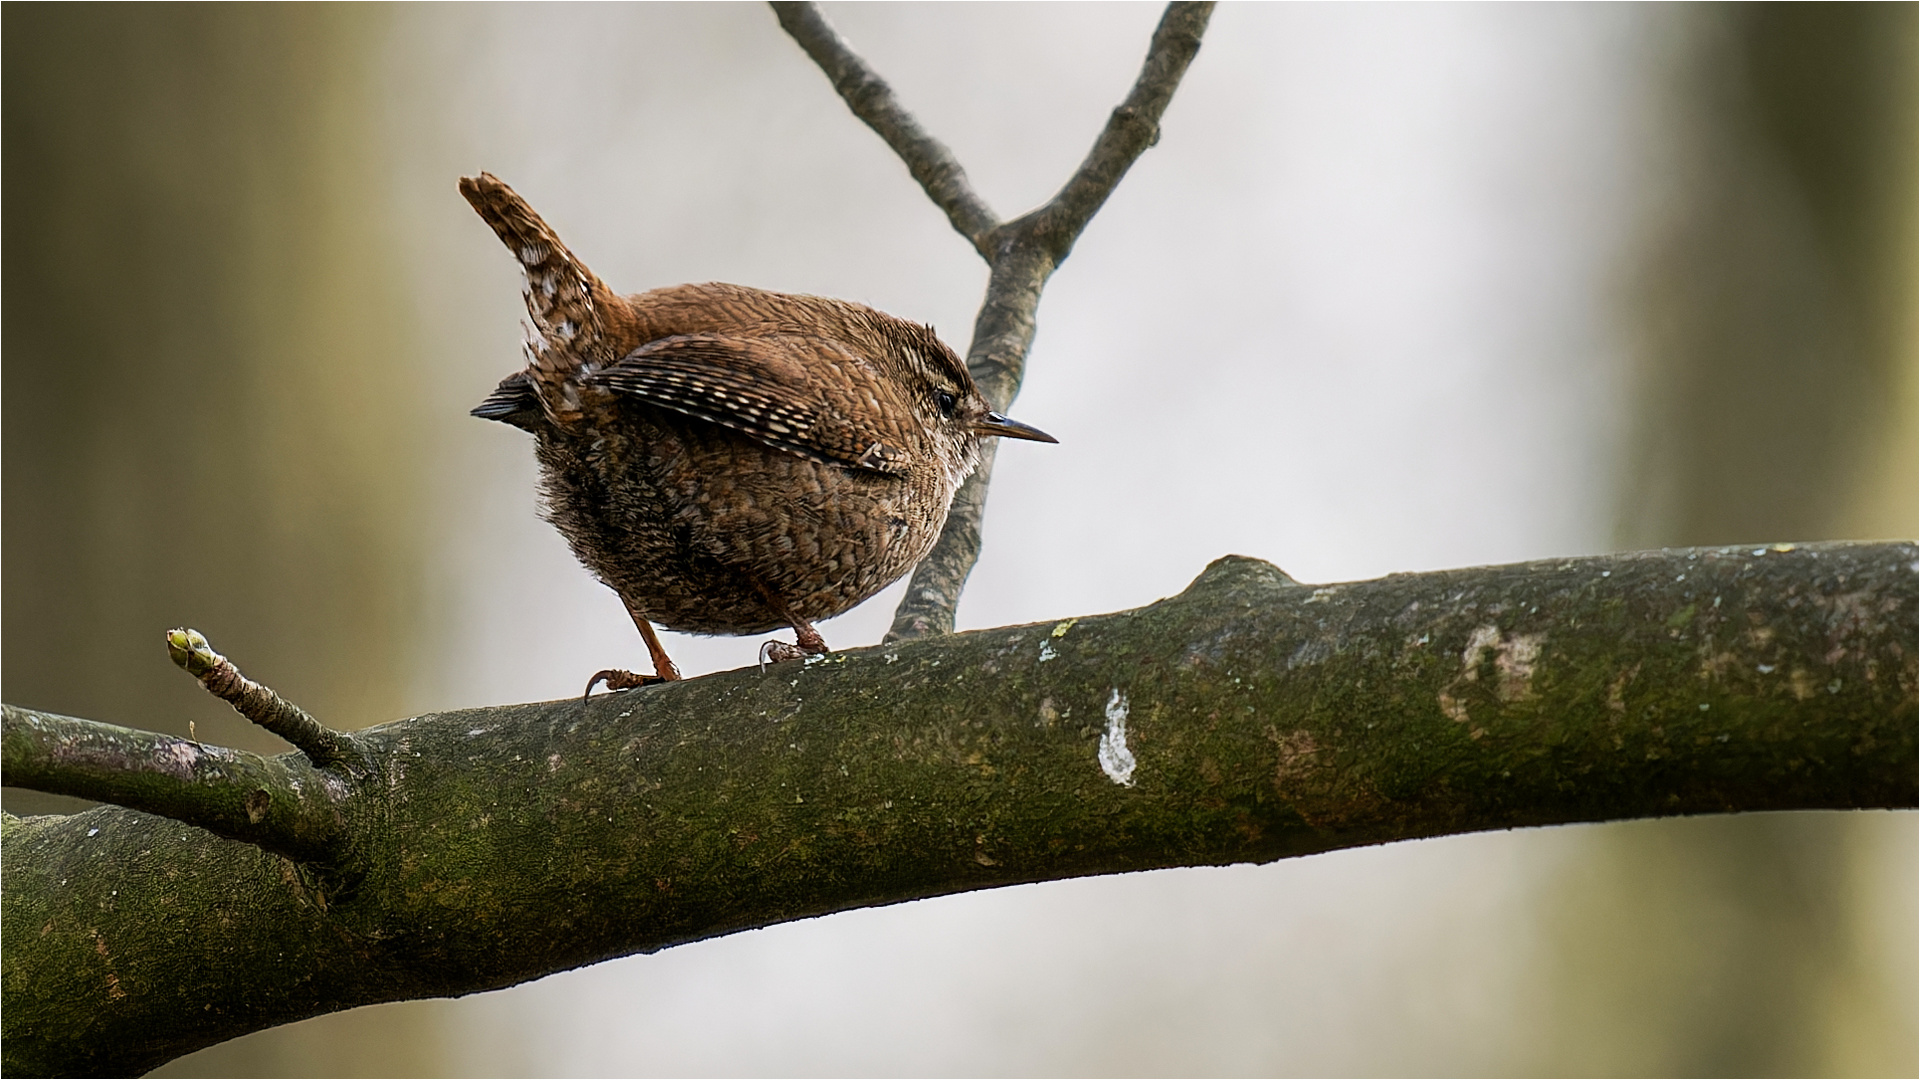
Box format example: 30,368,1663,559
461,174,1056,692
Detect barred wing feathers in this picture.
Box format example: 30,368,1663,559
593,334,911,475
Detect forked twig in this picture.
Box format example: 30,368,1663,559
772,1,1216,640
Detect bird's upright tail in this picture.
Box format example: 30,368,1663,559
460,173,619,412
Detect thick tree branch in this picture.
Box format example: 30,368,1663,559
770,1,1000,253
4,542,1914,1077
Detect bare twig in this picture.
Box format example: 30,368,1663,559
1,704,350,865
770,2,1001,254
167,628,367,772
775,2,1215,640
1024,1,1214,260
776,2,1218,640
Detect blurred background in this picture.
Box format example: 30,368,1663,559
4,3,1912,1076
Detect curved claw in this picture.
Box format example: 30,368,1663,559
758,640,810,671
583,668,664,701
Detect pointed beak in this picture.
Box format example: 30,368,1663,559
975,411,1058,443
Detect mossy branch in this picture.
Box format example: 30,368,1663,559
2,629,366,869
3,542,1913,1076
1,707,351,866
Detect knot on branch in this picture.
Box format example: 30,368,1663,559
1109,104,1161,148
1175,555,1302,607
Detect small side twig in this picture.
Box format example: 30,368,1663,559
167,628,366,772
1,704,349,865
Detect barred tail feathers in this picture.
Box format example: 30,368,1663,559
459,173,615,394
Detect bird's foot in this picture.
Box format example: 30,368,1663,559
757,629,829,671
758,640,809,669
583,668,665,699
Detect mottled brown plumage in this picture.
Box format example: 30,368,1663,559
460,173,1055,690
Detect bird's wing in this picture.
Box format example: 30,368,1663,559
592,334,911,475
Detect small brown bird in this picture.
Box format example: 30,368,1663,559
461,173,1055,691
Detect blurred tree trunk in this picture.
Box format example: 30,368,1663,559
2,7,450,1077
1536,4,1917,1075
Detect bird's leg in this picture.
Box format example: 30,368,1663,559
584,601,683,697
747,576,830,668
633,610,684,681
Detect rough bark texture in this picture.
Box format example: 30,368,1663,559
4,542,1915,1077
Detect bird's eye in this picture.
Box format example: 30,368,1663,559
935,390,958,418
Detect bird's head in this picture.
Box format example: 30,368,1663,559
875,317,1056,483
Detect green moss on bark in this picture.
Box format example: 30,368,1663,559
4,543,1914,1076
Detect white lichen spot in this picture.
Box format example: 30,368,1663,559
467,728,489,737
1490,631,1542,699
1098,688,1136,787
1038,641,1058,662
1757,663,1776,674
1438,625,1545,723
87,827,100,837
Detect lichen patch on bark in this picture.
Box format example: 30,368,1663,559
1437,625,1544,725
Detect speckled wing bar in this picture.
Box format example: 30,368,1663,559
594,334,911,475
